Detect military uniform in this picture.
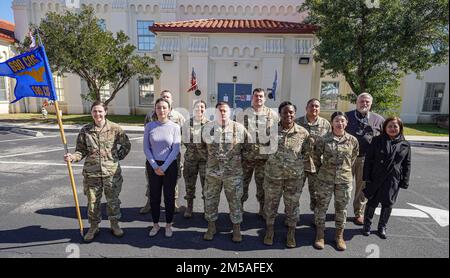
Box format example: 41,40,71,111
239,106,278,211
72,120,131,225
182,116,209,202
201,120,249,225
264,123,312,227
295,116,331,211
143,109,185,202
313,132,359,230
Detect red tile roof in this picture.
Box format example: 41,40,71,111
0,20,16,43
150,19,317,34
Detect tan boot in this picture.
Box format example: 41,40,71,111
263,224,274,245
83,223,99,242
110,220,124,237
232,223,242,243
258,202,265,219
286,226,296,248
203,221,216,241
184,199,194,218
335,228,347,251
314,227,325,249
139,199,151,214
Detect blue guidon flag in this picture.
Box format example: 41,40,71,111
0,45,57,103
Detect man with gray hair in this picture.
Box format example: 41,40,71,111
345,92,384,225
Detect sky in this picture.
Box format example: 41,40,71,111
0,0,14,23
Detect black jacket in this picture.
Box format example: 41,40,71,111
363,134,411,206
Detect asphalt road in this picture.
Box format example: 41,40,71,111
0,130,448,258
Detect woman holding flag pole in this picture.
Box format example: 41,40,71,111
0,29,87,238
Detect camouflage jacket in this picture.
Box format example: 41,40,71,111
295,115,331,142
182,116,209,161
265,123,313,180
239,106,278,161
201,120,250,177
313,132,359,184
73,120,131,178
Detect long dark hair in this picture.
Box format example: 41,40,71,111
155,97,171,109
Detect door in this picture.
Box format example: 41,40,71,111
217,83,252,109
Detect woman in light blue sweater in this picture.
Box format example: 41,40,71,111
144,98,181,238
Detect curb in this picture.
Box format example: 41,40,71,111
409,141,449,149
5,126,144,135
10,128,44,137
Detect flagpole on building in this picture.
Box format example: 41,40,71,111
35,29,84,237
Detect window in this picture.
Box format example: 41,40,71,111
422,83,445,112
100,84,111,102
53,75,64,101
0,77,7,101
320,81,339,110
137,21,155,51
139,78,154,105
98,19,106,31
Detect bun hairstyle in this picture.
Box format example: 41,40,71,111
91,100,108,112
278,101,297,114
331,111,348,122
155,97,171,109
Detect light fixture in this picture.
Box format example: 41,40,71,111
232,76,237,82
162,53,174,61
299,57,310,65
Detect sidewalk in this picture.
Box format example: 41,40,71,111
0,121,448,148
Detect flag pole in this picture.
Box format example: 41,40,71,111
54,101,84,237
34,28,84,237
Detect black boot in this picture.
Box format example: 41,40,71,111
362,206,376,236
378,207,392,239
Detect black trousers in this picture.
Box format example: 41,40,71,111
146,160,178,224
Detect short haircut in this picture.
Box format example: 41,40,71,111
306,98,320,107
331,111,348,122
155,97,171,109
278,101,297,114
216,101,230,109
252,88,266,96
383,116,404,136
357,92,373,102
91,100,108,112
160,90,172,96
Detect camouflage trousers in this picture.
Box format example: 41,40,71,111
264,176,303,227
204,175,243,224
183,159,206,201
242,159,267,205
314,182,352,229
144,155,182,200
83,174,123,225
302,172,320,211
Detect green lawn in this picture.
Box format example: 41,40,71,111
404,124,449,137
1,113,449,136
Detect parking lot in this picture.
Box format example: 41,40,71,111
0,129,448,258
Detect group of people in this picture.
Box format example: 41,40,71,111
64,89,411,251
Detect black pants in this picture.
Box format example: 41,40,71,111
146,160,178,224
367,198,393,209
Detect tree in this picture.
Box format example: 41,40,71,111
17,6,161,106
300,0,449,113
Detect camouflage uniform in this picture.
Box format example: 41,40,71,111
182,116,209,201
201,120,249,224
295,116,331,211
72,120,131,225
264,123,313,227
312,132,359,229
239,106,278,207
144,109,185,200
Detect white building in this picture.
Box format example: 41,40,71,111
6,0,449,123
0,20,16,114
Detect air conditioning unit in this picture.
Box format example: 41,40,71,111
162,53,174,61
299,57,310,65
